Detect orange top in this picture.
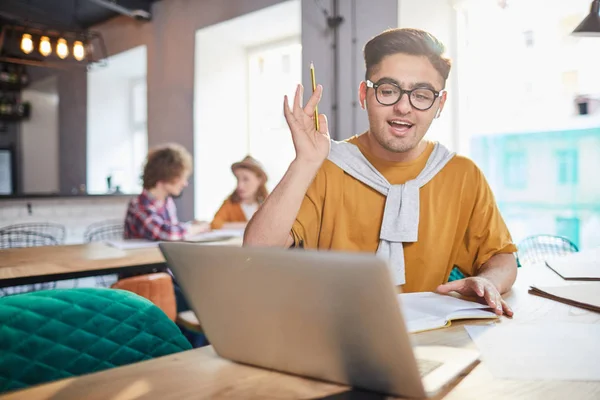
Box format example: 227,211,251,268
211,199,247,229
291,136,517,293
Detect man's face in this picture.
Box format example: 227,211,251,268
359,53,447,155
163,171,190,198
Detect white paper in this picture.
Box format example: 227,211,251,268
465,323,600,381
105,239,159,249
399,292,497,333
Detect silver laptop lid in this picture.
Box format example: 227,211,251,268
159,243,425,398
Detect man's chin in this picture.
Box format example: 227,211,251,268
171,191,184,199
380,135,418,154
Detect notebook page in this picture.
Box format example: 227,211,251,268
399,292,496,333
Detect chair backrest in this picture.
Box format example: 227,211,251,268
111,273,177,321
0,223,65,245
0,288,191,393
84,220,124,242
0,231,58,249
517,234,579,268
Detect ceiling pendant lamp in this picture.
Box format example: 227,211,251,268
73,41,85,61
20,33,34,54
572,0,600,37
39,36,52,56
56,38,69,59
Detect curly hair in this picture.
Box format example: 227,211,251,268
364,28,452,86
142,143,193,190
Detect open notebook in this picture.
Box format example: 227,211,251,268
399,292,499,333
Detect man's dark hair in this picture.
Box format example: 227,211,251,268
364,28,452,84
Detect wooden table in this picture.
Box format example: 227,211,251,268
0,237,242,288
0,242,166,288
2,262,599,400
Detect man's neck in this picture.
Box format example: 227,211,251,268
147,187,168,202
360,133,427,163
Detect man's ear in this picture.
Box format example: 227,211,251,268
359,81,367,110
436,91,448,119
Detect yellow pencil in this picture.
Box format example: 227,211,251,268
310,62,320,131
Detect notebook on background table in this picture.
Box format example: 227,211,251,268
105,229,245,249
545,248,600,280
529,283,600,313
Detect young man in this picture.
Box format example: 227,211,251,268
244,28,518,316
125,143,209,240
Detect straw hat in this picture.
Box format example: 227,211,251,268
231,155,268,181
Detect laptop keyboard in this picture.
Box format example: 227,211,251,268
416,358,443,377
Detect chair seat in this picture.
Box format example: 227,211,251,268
111,272,177,321
176,311,203,333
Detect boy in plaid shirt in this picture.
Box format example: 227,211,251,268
125,143,208,240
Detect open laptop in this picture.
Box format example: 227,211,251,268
159,243,479,398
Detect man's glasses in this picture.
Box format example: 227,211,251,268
366,80,444,111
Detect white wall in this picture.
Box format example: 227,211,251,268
194,0,301,220
87,45,147,194
21,76,59,193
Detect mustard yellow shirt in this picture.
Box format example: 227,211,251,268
211,199,247,229
291,136,517,292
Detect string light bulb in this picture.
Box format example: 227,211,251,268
56,38,69,59
21,33,33,54
39,36,52,56
73,41,85,61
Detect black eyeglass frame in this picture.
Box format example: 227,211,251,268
365,79,445,111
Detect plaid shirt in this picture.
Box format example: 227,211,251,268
124,190,190,241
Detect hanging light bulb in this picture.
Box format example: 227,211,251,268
56,38,69,59
73,40,85,61
21,33,34,54
39,36,52,56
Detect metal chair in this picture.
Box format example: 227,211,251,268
84,220,124,288
0,223,66,244
84,220,125,243
0,231,58,249
0,231,58,297
516,234,579,268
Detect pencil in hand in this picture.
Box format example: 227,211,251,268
310,62,320,131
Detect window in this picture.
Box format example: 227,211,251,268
456,0,600,249
503,150,528,189
130,78,148,193
193,0,301,220
87,45,147,194
247,40,301,191
555,149,578,185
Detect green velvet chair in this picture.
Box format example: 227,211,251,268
0,288,192,394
